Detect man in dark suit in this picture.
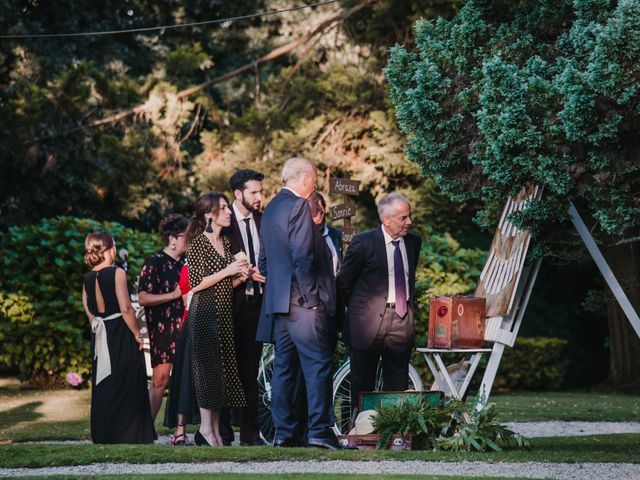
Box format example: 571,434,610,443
220,169,266,446
337,193,422,420
256,157,340,449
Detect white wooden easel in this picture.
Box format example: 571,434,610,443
418,190,640,411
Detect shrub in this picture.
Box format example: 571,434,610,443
494,336,569,391
0,216,161,386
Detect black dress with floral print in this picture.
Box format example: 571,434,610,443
138,251,184,367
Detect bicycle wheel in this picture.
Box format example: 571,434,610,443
331,360,423,435
257,347,275,445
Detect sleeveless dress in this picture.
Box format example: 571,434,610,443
84,266,155,444
187,234,246,410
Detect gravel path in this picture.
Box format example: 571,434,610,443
1,460,640,479
503,421,640,438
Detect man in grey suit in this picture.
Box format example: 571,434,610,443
337,193,422,420
256,157,340,449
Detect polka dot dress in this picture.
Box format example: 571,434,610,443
187,233,246,410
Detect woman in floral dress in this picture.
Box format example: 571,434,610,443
138,214,190,422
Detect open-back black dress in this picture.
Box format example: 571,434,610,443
84,265,155,444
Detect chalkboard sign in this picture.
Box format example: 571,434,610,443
331,201,356,221
329,178,360,196
341,227,357,243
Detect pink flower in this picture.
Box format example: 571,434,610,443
66,372,83,387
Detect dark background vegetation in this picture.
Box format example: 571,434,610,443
1,0,634,390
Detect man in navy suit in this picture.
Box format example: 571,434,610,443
220,169,266,446
256,157,339,449
337,193,422,421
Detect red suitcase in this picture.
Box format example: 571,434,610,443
428,296,486,348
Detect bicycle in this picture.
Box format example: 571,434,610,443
256,341,423,444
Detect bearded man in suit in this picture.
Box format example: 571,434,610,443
220,169,266,446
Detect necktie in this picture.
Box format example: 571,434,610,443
243,218,256,266
392,240,407,318
243,218,256,294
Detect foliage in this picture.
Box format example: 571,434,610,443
0,216,161,385
372,397,458,450
386,0,640,244
0,0,477,237
372,396,529,452
494,337,569,391
438,396,530,452
415,229,486,301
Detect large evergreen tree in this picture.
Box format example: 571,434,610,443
386,0,640,388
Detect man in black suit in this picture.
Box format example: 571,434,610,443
337,193,422,420
220,169,266,446
256,157,340,449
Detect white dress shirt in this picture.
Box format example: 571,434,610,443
232,202,260,264
382,227,409,304
322,224,339,277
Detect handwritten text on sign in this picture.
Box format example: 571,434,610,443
331,201,356,221
329,178,360,196
341,227,357,243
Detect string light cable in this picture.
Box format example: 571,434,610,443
0,0,342,39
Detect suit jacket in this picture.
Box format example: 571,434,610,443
256,189,336,342
221,209,262,323
337,226,422,350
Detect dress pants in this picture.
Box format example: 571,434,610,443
349,306,414,417
220,294,263,444
271,304,334,441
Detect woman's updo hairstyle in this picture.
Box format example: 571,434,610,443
159,214,189,246
186,192,228,242
84,232,115,268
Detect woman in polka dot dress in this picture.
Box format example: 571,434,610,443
186,192,249,446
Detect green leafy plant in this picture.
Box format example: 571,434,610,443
0,216,161,387
439,395,530,452
372,397,460,450
372,394,529,452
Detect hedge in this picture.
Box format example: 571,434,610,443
0,216,161,387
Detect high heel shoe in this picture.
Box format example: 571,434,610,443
194,430,212,446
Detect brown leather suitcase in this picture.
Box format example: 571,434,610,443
337,433,414,451
428,296,486,348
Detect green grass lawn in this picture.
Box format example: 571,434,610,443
492,391,640,422
2,376,640,443
2,434,640,468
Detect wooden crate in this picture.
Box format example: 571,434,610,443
428,296,486,348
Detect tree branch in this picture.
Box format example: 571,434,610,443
87,0,375,130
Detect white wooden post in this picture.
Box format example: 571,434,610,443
568,203,640,338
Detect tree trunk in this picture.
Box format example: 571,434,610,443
602,241,640,390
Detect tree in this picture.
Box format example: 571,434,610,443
386,0,640,388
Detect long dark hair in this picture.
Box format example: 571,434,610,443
186,192,229,243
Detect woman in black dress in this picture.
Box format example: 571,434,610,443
186,192,249,446
81,231,155,444
138,214,189,424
